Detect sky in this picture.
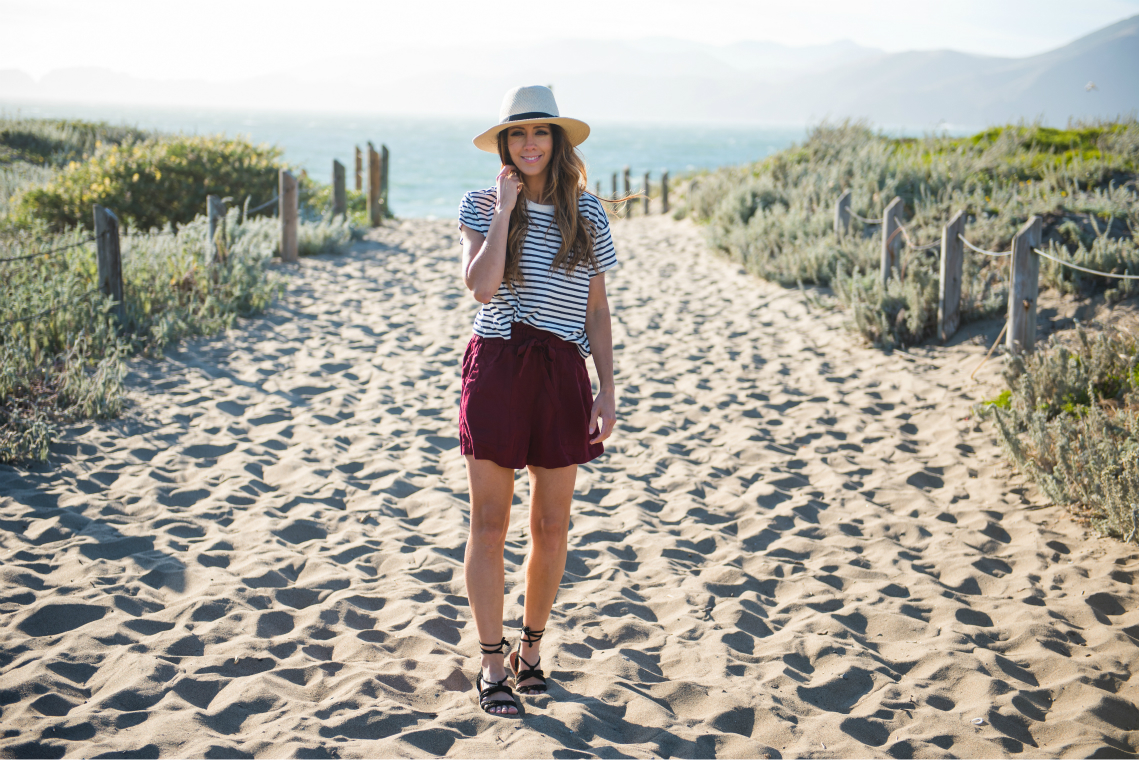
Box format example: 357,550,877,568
3,0,1139,81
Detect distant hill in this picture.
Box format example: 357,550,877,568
1,15,1135,128
757,13,1139,126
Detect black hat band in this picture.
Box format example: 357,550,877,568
504,111,556,123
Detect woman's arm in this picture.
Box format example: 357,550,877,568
462,166,522,303
584,273,616,444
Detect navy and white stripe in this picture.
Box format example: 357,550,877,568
458,188,617,357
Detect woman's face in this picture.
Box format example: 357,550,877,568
506,123,554,180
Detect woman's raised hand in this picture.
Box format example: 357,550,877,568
495,165,523,212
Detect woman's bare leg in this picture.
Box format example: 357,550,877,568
464,455,517,714
518,463,577,691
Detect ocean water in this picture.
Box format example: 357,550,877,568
4,101,808,218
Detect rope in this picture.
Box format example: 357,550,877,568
120,230,178,241
246,195,279,214
886,226,904,249
2,228,178,264
1033,247,1139,280
850,210,883,225
959,234,1011,257
0,290,99,327
0,236,98,264
900,226,940,251
972,319,1009,382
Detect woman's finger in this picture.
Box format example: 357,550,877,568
590,413,612,444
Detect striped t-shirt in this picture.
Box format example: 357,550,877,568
458,188,617,357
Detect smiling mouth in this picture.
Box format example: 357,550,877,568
519,155,543,165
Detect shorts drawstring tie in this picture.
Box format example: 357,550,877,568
516,336,558,400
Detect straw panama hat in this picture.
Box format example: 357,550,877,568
473,85,590,153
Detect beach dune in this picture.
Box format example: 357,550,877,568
1,216,1137,758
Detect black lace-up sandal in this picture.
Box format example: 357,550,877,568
475,638,519,716
509,626,548,696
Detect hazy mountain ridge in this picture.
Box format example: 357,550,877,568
1,16,1135,128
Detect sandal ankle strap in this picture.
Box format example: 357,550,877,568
480,637,509,655
520,626,545,646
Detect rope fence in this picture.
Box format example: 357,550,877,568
245,194,279,215
3,140,392,324
850,210,883,225
900,225,940,252
0,236,99,264
121,230,179,241
834,190,1139,355
958,234,1011,258
1033,247,1139,280
594,166,669,217
0,229,180,265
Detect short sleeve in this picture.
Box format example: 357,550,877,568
583,194,617,277
458,189,493,235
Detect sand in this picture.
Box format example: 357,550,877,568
1,214,1138,759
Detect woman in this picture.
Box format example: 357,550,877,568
457,85,617,716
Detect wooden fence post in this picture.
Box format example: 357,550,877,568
938,210,966,343
355,146,362,192
279,169,298,263
1007,215,1042,355
834,189,851,237
661,170,669,215
623,167,631,216
367,142,381,227
380,144,390,219
332,160,346,217
611,172,617,200
881,196,904,287
93,204,124,324
642,171,650,215
595,180,600,197
206,194,226,266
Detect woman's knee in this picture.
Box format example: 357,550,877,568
531,514,569,552
468,513,509,552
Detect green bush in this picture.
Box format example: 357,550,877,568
986,327,1139,542
12,134,283,231
0,116,153,168
1,117,156,224
301,183,369,224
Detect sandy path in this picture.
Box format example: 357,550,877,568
1,216,1137,758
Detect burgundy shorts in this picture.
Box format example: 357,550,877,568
459,322,603,470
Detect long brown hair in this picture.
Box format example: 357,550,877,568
497,124,600,292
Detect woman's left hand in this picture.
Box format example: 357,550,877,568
589,387,616,445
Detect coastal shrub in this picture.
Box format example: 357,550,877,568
298,215,356,256
680,119,1139,348
0,116,153,167
0,208,285,462
230,212,357,258
986,327,1139,543
302,183,370,226
11,134,283,231
0,163,55,226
